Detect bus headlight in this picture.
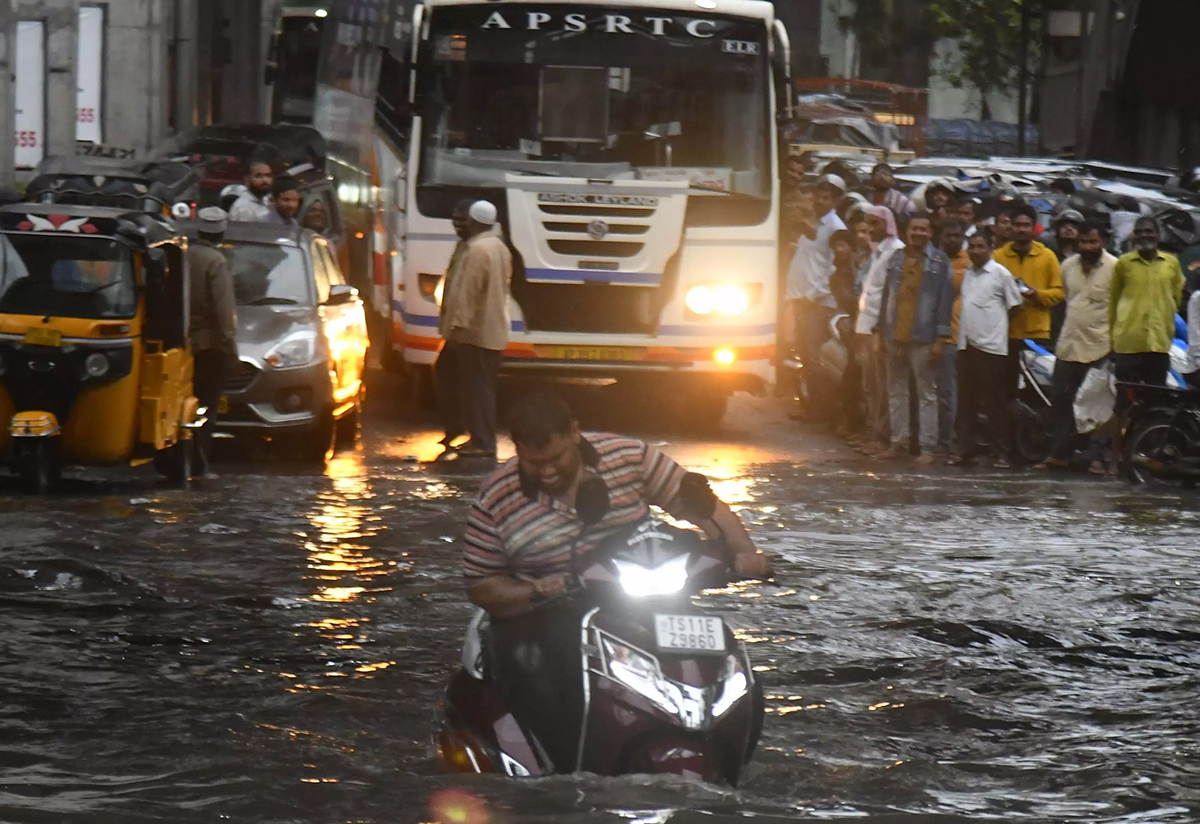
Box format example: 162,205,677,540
685,283,758,317
685,285,717,315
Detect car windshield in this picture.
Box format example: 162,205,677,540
219,243,312,306
0,234,136,319
417,5,770,198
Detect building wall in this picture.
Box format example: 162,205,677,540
0,0,277,186
927,39,1022,124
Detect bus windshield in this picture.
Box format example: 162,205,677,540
0,235,136,319
417,5,770,199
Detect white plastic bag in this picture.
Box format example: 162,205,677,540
1074,361,1116,434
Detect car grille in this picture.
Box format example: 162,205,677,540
224,360,260,393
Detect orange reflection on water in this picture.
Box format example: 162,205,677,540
302,448,397,606
428,789,490,824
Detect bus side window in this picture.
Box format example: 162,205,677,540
311,242,332,304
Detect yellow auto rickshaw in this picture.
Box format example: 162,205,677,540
0,204,203,492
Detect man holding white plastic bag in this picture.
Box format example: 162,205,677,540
1038,223,1117,473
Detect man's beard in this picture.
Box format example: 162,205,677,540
1081,251,1102,266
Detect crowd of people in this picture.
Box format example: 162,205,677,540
222,159,331,235
785,161,1200,475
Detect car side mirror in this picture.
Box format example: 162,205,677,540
326,284,359,306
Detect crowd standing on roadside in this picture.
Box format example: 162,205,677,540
784,161,1199,476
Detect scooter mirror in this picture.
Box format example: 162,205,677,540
576,474,610,526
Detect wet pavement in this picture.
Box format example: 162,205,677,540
1,373,1198,823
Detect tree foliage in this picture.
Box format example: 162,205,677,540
839,0,1046,120
925,0,1036,120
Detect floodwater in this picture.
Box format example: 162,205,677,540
1,385,1198,824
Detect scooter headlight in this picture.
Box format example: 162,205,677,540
612,555,690,598
84,352,110,378
601,637,681,716
712,655,749,718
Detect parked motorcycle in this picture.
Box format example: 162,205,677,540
435,475,764,784
1121,382,1200,485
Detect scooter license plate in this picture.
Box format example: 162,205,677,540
654,614,726,653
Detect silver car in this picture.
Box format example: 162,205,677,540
183,222,369,461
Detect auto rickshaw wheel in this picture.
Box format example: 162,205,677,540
16,439,60,495
155,438,193,489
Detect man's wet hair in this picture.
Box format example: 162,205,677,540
271,176,300,198
1009,201,1038,224
829,229,854,249
940,216,965,235
1079,220,1108,238
506,391,575,449
968,230,994,247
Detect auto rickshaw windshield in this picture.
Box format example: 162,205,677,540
0,234,136,319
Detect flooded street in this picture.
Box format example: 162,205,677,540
1,377,1198,824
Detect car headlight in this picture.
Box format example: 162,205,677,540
84,352,110,378
684,283,758,317
712,655,749,718
265,332,317,368
612,555,690,598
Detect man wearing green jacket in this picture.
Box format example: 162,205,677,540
1110,216,1185,473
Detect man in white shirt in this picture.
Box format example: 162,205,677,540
1040,223,1117,469
854,204,904,452
227,161,274,222
785,174,846,416
949,232,1024,468
1186,289,1200,389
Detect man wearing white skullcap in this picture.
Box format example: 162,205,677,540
188,207,238,479
436,199,513,460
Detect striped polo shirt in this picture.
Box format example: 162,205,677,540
462,433,688,581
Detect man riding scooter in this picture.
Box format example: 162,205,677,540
462,391,770,771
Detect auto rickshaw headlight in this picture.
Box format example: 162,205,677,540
84,352,110,378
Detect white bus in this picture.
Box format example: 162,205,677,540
365,0,790,424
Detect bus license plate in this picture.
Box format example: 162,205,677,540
23,327,62,347
535,345,646,362
654,614,726,653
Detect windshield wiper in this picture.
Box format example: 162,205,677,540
246,296,301,306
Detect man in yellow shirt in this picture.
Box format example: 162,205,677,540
993,201,1064,411
1110,216,1185,473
